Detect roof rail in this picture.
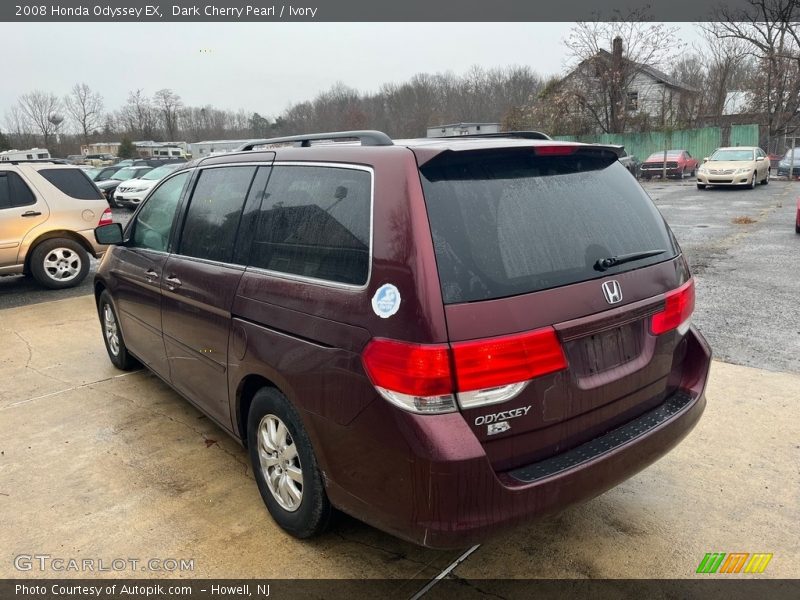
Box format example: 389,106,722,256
431,131,552,141
2,158,70,165
236,130,393,151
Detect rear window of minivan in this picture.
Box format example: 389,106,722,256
419,148,678,304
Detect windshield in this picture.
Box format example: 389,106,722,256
420,149,679,304
112,167,140,181
82,168,100,179
710,149,754,161
142,164,180,180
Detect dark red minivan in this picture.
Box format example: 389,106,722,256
94,131,711,548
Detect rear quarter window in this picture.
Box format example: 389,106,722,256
249,165,371,286
38,168,103,200
419,148,679,304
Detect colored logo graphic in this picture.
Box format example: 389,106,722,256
696,552,773,574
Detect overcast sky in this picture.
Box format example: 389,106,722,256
1,22,702,124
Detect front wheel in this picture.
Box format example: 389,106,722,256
750,173,757,189
29,238,90,289
248,387,332,539
697,183,706,190
97,290,140,370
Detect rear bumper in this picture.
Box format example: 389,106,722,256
640,166,683,177
321,326,711,549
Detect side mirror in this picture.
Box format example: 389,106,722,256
703,157,709,163
95,223,124,246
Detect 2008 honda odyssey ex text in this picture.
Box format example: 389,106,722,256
93,130,711,548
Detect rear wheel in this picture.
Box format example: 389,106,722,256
29,238,90,289
247,387,332,539
97,290,139,370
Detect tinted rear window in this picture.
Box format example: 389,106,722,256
419,149,679,304
39,168,103,200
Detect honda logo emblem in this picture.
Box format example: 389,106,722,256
602,280,623,304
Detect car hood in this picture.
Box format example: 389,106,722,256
702,160,756,170
96,179,121,190
117,177,158,189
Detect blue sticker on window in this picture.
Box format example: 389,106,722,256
372,283,401,319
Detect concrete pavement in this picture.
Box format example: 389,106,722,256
1,295,798,585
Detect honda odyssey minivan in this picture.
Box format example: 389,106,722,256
93,131,711,548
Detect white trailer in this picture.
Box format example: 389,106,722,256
0,148,51,162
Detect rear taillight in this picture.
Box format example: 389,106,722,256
361,327,568,414
651,279,695,335
98,208,113,226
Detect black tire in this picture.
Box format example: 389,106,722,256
247,387,332,539
796,224,800,234
29,238,90,289
97,290,140,370
691,167,697,177
697,183,706,190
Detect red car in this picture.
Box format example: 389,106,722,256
640,150,699,180
93,131,710,548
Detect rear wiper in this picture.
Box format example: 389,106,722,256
594,249,666,272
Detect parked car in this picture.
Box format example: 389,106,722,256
796,197,800,234
619,148,640,177
133,157,188,168
80,166,101,180
88,165,126,183
776,148,800,178
113,163,186,209
640,150,698,179
696,146,770,189
114,159,135,168
93,130,710,548
0,161,112,288
66,154,87,165
96,166,153,206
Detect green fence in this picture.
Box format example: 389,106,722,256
553,124,759,161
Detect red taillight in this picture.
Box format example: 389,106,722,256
533,145,578,156
98,208,113,226
651,279,695,335
361,339,452,397
361,327,568,413
451,327,567,392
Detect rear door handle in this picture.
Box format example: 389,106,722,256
165,276,182,290
145,269,159,282
21,211,42,217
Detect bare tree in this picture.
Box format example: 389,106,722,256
17,91,62,147
64,83,104,144
559,16,683,133
119,90,157,139
702,0,800,150
153,88,183,141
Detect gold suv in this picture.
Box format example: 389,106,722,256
0,161,110,288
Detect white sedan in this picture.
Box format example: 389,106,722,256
113,163,186,209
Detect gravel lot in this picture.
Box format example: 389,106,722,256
645,179,800,374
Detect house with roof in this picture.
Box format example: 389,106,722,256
545,37,698,134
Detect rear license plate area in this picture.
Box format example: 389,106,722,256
564,320,644,376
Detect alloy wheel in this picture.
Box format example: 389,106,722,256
257,414,303,512
43,247,82,282
103,304,120,356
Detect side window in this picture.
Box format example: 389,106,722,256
685,151,692,159
0,171,36,208
131,172,189,252
178,166,256,263
249,165,371,285
39,168,103,200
